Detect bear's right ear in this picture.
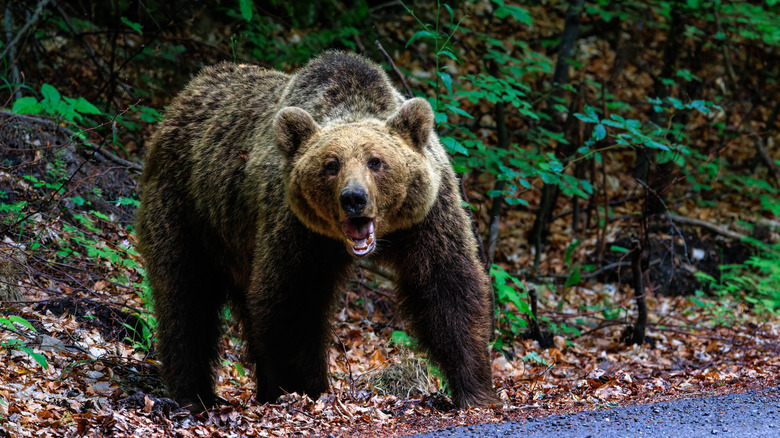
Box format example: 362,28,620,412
274,107,320,160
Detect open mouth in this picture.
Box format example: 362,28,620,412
341,217,376,257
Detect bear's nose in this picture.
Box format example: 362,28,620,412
340,187,368,216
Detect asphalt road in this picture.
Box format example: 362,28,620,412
410,386,780,437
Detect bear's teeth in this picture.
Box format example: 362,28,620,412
350,230,375,256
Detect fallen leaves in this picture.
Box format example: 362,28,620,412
1,283,778,436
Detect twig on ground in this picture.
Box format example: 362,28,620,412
666,214,750,242
514,361,555,382
356,259,396,282
520,259,661,281
0,110,143,173
331,328,355,399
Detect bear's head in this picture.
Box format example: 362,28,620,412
274,98,442,257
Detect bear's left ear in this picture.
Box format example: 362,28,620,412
387,97,434,152
274,107,320,160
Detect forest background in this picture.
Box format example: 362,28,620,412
0,0,779,436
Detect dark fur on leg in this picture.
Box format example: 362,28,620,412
377,175,498,408
243,220,353,403
137,187,228,411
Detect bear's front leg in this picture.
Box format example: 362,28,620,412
243,227,354,404
378,181,498,408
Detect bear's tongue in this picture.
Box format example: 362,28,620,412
342,218,372,240
342,218,375,257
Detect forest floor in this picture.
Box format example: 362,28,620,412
0,111,778,437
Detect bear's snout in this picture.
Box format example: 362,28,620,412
340,186,368,216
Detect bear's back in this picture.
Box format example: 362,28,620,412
281,51,404,123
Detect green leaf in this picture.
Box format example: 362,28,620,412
41,83,61,106
113,197,141,207
453,162,468,173
574,107,599,124
92,211,110,221
439,72,453,97
438,49,459,62
610,245,630,253
441,136,468,156
120,16,143,34
444,3,455,21
504,197,528,206
390,330,416,348
565,239,582,265
8,315,36,333
593,123,607,141
446,104,473,119
565,270,581,287
27,350,48,369
0,318,17,332
406,30,435,47
139,106,162,123
690,100,711,114
73,97,101,115
760,194,780,216
668,97,684,109
238,0,252,21
55,99,78,120
644,138,671,151
11,96,40,114
495,5,533,25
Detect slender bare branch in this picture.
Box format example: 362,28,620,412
1,0,52,62
375,40,414,98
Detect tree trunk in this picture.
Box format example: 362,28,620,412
634,0,686,181
629,238,647,345
529,0,585,252
486,98,509,266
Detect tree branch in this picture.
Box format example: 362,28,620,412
666,214,750,243
375,40,414,98
1,0,52,62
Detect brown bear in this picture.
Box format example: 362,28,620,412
135,51,497,411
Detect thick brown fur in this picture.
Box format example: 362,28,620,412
136,51,497,410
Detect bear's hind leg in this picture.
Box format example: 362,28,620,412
150,249,229,411
138,197,229,411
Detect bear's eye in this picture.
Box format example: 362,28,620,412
324,159,340,176
367,157,383,171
